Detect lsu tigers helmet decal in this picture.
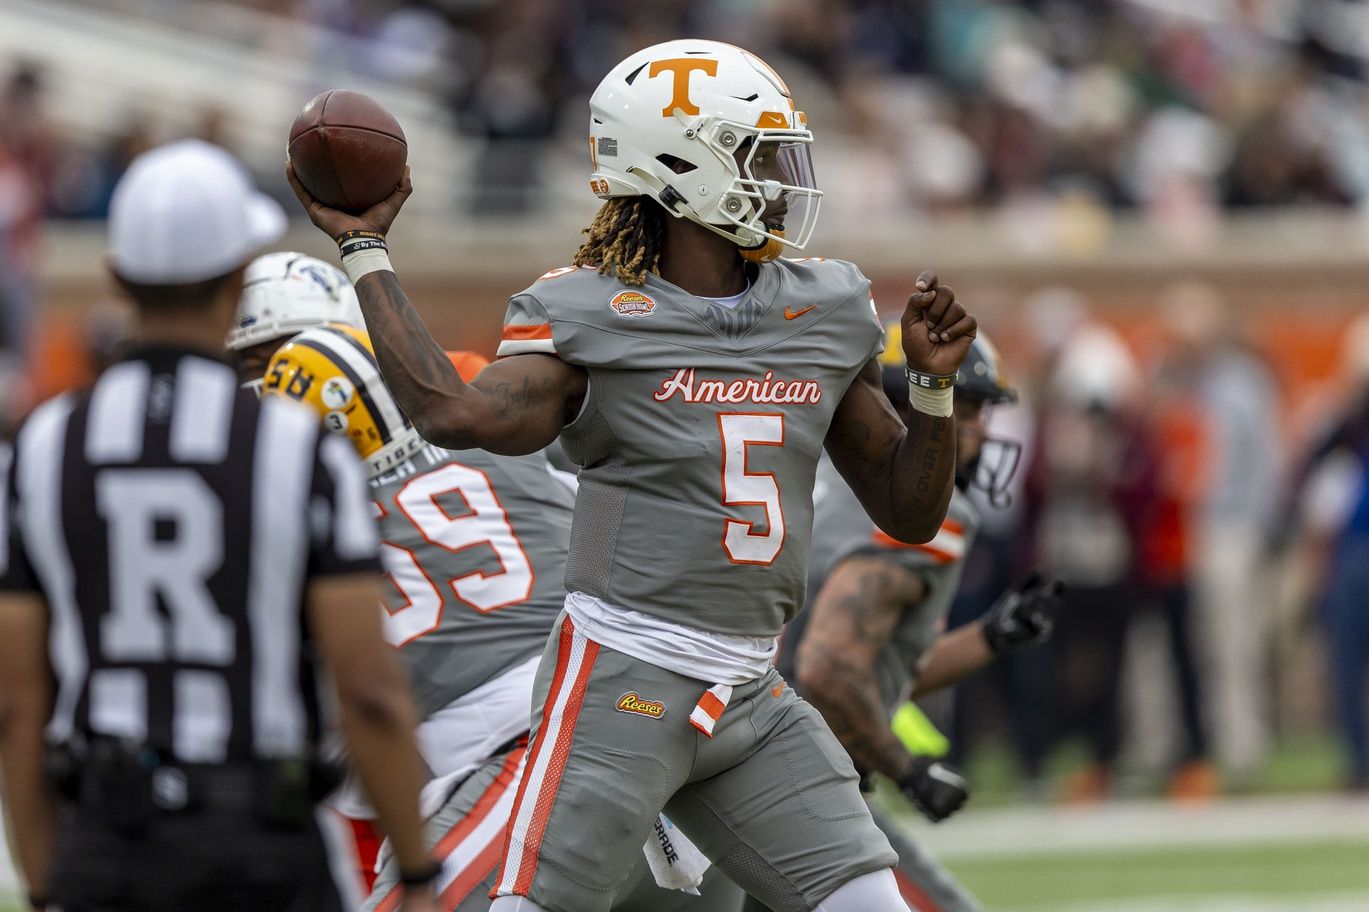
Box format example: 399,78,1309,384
263,325,423,477
588,40,821,259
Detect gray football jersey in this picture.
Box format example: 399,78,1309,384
369,443,573,718
808,453,980,714
498,258,883,638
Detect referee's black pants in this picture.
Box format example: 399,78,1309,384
50,805,349,911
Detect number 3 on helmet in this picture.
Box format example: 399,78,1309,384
589,40,821,260
263,325,425,478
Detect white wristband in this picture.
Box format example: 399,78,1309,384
342,248,394,284
909,382,954,417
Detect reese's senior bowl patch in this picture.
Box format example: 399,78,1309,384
609,290,656,318
616,691,666,719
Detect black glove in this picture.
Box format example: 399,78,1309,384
980,570,1065,656
898,756,969,823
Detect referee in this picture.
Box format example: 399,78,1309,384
0,141,439,911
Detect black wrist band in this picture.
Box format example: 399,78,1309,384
399,860,443,887
339,237,389,256
905,367,959,391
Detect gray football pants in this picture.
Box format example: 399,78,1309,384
489,612,895,912
737,804,979,912
364,741,746,912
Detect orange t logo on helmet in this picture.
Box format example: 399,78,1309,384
648,58,719,117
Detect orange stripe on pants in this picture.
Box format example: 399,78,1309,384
894,867,944,912
491,616,599,899
514,634,598,894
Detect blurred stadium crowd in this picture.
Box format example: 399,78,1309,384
8,0,1369,222
3,0,1369,803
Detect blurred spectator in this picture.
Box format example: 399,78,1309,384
1022,295,1148,802
1282,314,1369,790
1140,317,1218,800
1162,282,1281,784
19,0,1369,230
0,63,53,374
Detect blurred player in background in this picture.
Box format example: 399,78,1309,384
290,38,978,912
260,327,575,906
226,250,364,393
775,330,1062,912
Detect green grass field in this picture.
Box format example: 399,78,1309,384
3,738,1360,910
949,839,1369,910
3,838,1367,910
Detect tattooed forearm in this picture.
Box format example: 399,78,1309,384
798,557,924,781
827,361,956,542
894,408,955,535
804,646,913,779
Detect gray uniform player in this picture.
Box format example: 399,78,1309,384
775,333,1063,912
259,331,573,904
291,39,982,912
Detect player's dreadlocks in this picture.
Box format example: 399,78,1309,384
573,196,666,287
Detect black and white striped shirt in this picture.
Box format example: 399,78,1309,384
0,345,379,764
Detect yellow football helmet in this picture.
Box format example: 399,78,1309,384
262,325,424,477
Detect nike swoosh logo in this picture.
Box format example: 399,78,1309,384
784,304,817,320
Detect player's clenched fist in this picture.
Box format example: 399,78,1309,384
899,756,970,823
901,270,977,379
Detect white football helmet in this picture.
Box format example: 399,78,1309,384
227,252,363,352
589,40,821,256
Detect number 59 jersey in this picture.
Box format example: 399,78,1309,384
368,443,574,719
498,257,883,639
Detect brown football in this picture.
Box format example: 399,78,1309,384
288,90,407,213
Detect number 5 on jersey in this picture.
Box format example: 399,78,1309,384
376,463,534,646
718,413,786,565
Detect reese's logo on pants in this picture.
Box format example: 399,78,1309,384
616,691,666,719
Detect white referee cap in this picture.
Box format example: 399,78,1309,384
108,139,287,285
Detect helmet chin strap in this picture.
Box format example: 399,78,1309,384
740,230,785,263
622,166,784,263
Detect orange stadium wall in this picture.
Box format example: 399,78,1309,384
23,244,1367,444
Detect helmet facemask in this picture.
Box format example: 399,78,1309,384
970,434,1023,508
710,128,821,256
956,417,1023,509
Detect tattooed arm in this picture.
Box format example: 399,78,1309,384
795,555,926,781
825,360,955,543
286,163,585,455
354,272,585,454
826,271,975,543
908,623,994,698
